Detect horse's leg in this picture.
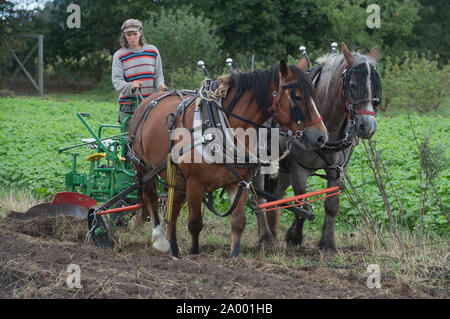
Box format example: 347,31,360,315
141,181,170,252
285,168,308,247
254,173,275,248
186,180,203,255
265,169,291,241
318,168,340,251
134,188,150,226
226,185,247,258
165,192,186,259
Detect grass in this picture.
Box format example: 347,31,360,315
0,187,42,217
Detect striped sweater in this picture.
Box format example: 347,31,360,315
112,44,165,105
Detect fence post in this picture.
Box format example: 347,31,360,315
38,35,44,96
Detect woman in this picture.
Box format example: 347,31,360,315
112,19,167,128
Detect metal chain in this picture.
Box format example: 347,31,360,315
84,208,100,244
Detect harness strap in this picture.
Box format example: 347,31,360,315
214,102,269,129
356,110,376,116
203,187,244,218
94,160,167,214
304,116,323,127
202,164,259,218
166,153,177,223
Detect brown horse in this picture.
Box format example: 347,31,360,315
257,44,381,251
129,60,328,258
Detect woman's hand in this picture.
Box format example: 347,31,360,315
159,84,168,92
131,81,143,90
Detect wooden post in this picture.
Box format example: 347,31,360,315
38,35,44,95
4,34,44,95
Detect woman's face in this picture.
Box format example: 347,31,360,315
125,30,142,48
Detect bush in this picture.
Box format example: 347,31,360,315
382,52,450,113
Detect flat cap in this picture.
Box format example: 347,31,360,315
121,19,143,32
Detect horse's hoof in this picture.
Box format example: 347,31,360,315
171,248,180,259
228,246,241,258
189,248,199,254
153,240,170,252
258,234,276,249
286,236,303,248
318,240,337,252
152,225,170,252
285,230,303,247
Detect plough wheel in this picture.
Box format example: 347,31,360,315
87,209,115,249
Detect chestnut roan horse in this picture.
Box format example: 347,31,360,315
257,44,381,251
128,60,328,258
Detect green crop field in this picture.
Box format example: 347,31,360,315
0,95,448,235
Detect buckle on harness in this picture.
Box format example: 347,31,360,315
202,133,214,143
238,181,252,189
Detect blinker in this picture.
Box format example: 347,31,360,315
290,105,305,123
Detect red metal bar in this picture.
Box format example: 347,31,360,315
259,186,340,209
263,191,340,212
98,203,143,215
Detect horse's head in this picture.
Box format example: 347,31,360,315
341,43,381,139
272,60,328,150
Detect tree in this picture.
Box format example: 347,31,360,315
314,0,420,56
31,0,161,76
168,0,285,67
168,0,422,67
413,0,449,64
143,6,223,88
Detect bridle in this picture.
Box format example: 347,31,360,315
267,79,322,138
340,64,381,118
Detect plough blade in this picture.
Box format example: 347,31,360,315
6,203,88,220
5,192,95,220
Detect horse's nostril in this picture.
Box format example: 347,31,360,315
358,123,365,131
317,136,325,145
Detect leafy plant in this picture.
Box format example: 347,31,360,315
0,96,448,235
382,52,450,113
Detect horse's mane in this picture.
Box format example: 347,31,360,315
226,65,315,119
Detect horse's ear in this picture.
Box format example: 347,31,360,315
297,57,308,71
279,60,291,80
342,42,356,67
368,46,379,64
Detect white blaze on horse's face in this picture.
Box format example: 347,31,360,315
355,61,378,139
309,97,323,127
366,62,374,114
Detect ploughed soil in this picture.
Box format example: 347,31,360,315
0,214,446,299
